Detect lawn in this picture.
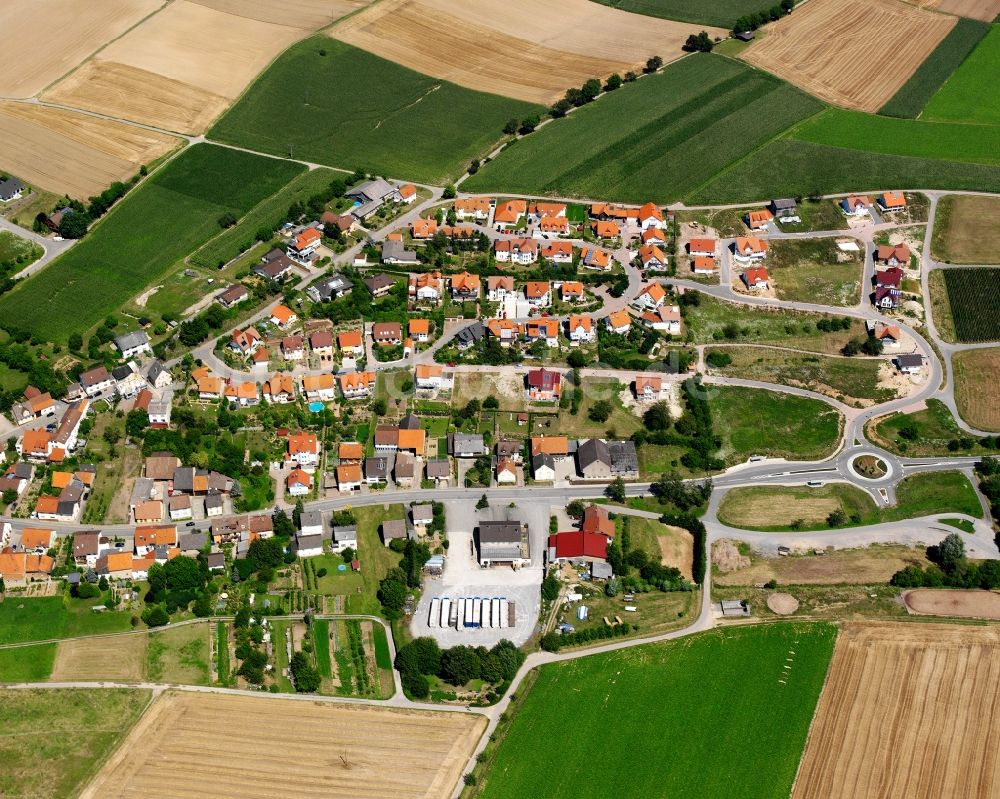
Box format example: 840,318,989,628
309,552,364,595
932,194,1000,264
942,268,1000,342
0,229,42,280
923,25,1000,125
189,167,343,269
867,398,992,457
718,471,982,531
689,139,1000,204
473,624,836,799
209,38,540,184
708,346,893,404
765,237,863,306
684,294,866,353
879,18,991,118
708,385,843,464
463,54,824,203
591,0,779,27
145,623,210,685
0,596,67,644
0,361,28,392
550,377,641,438
347,504,405,615
952,347,1000,432
0,688,151,799
313,619,332,678
0,144,304,342
0,643,56,681
790,107,1000,166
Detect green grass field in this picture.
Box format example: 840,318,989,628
0,688,150,799
0,643,56,681
689,139,1000,203
708,385,842,463
189,166,342,269
0,144,303,342
868,398,992,457
209,38,540,184
590,0,776,27
923,25,1000,125
474,624,836,799
463,54,823,203
879,18,990,118
313,619,332,678
145,624,210,685
790,108,1000,166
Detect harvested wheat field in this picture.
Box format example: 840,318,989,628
904,588,1000,619
953,348,1000,432
907,0,1000,21
43,1,320,133
330,0,726,104
0,101,180,197
0,0,163,98
189,0,367,28
742,0,956,112
81,691,486,799
793,622,1000,799
50,635,147,682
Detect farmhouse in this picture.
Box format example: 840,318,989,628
745,209,774,230
567,314,595,343
577,438,612,480
733,237,768,262
216,284,249,308
477,520,529,567
114,330,151,359
495,237,538,264
0,552,53,587
526,368,562,401
770,198,800,223
548,531,608,565
79,365,114,398
742,266,770,290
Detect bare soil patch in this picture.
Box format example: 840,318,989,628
189,0,366,28
766,592,799,614
933,195,1000,264
51,634,147,682
904,588,1000,619
742,0,955,112
0,0,162,98
911,0,1000,21
330,0,726,104
712,539,751,572
657,524,694,581
793,622,1000,798
81,690,486,799
0,101,180,198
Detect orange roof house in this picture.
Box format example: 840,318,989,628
270,304,297,328
224,381,259,403
409,319,431,337
635,375,663,397
688,238,717,256
337,463,362,487
642,228,666,244
745,209,774,229
263,373,295,400
338,330,363,350
592,220,620,239
338,442,364,461
568,314,593,334
580,247,611,270
538,216,569,234
743,266,770,288
397,428,426,455
339,371,376,395
398,183,417,202
293,228,321,251
450,271,481,296
692,256,716,273
529,202,566,218
51,471,74,489
639,244,667,267
105,551,133,574
525,281,550,300
454,197,491,218
288,432,319,457
606,309,631,332
410,218,438,239
494,199,527,224
560,281,584,300
134,525,177,549
542,241,573,260
20,429,51,459
879,191,907,210
734,236,769,259
34,496,60,516
302,373,335,394
531,436,569,457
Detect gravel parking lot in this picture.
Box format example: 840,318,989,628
410,498,550,647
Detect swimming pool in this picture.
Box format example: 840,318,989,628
308,401,324,413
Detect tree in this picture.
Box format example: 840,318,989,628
607,477,626,503
644,55,663,73
566,500,586,519
624,70,638,82
588,399,612,423
604,73,623,91
643,401,672,431
519,115,541,134
142,605,169,627
59,212,90,239
826,508,848,527
503,118,519,135
936,532,966,572
218,212,237,228
581,79,602,102
549,98,572,118
68,332,83,352
373,397,387,416
293,498,304,528
476,493,489,510
290,651,321,692
683,31,714,52
541,572,560,601
705,351,731,368
248,537,283,571
483,395,499,409
125,409,148,439
98,575,109,591
440,646,482,686
898,421,920,441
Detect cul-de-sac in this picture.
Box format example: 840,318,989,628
1,1,999,797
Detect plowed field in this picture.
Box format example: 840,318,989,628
80,691,486,799
910,0,1000,21
793,622,1000,798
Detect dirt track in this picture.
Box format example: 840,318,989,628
80,691,486,799
904,588,1000,619
742,0,955,112
793,622,1000,798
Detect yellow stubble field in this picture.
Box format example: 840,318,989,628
80,691,486,799
741,0,956,112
